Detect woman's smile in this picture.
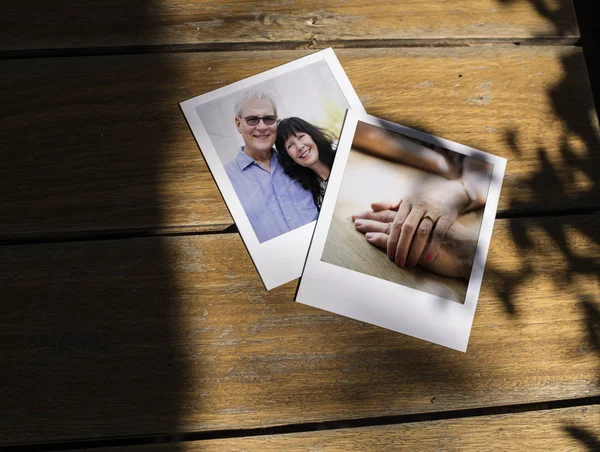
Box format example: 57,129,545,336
298,146,312,159
285,133,319,167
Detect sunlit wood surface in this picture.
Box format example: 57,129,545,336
1,0,598,450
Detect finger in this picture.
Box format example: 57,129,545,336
371,200,401,212
351,210,371,221
352,209,396,223
387,202,412,264
365,232,388,251
406,217,434,268
354,219,390,234
422,216,454,264
394,208,425,268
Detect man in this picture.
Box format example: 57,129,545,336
225,91,318,243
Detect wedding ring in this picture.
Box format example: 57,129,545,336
422,213,435,222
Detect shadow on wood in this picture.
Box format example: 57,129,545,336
0,2,189,448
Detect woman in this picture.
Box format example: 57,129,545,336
275,117,336,211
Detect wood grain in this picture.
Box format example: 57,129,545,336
85,406,600,451
1,214,598,444
1,47,598,239
0,1,579,53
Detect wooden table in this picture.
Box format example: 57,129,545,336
1,1,599,450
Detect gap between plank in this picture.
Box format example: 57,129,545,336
0,208,597,247
496,206,599,219
0,224,237,247
2,396,598,451
0,37,579,60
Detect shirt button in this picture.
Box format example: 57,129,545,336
278,196,282,200
287,217,291,221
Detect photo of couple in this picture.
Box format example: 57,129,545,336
182,50,364,289
322,120,494,304
224,91,337,243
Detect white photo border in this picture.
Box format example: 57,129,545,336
180,49,365,290
296,110,507,352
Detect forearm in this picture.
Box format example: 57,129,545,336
459,156,493,212
352,121,456,178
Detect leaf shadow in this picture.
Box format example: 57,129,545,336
482,1,600,320
563,425,600,451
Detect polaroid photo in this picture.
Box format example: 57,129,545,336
297,110,506,351
180,49,365,290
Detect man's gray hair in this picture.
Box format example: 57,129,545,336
234,91,278,117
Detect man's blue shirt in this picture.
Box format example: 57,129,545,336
224,149,318,243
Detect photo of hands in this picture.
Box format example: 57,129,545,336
297,111,506,351
322,120,493,304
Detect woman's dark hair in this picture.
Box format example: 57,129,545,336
275,117,336,208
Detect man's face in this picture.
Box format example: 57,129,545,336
235,98,277,156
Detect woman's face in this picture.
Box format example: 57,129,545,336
284,132,319,168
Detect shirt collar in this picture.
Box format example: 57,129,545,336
235,147,278,171
235,148,255,170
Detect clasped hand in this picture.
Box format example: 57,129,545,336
354,181,469,268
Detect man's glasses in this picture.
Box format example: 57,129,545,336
242,115,277,126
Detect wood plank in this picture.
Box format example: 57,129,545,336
1,214,598,444
83,406,600,451
1,47,598,239
0,1,579,54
